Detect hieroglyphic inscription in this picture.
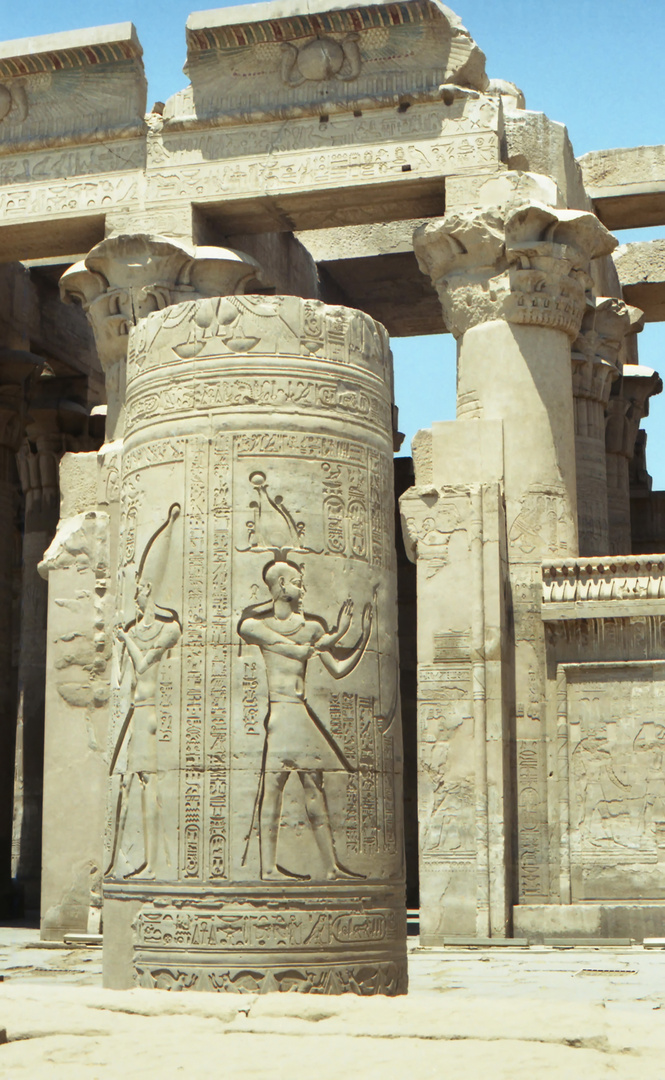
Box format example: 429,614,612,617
159,676,173,743
135,905,398,950
517,743,545,899
157,98,498,163
181,438,208,880
125,374,391,432
205,432,231,880
241,663,260,735
235,432,391,569
147,131,498,205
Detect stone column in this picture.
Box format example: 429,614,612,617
605,366,662,555
571,298,630,556
413,187,615,919
11,379,90,914
36,236,263,940
0,348,43,915
99,295,406,994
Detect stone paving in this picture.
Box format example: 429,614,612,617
1,927,665,1078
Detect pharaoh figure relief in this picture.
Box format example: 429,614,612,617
238,472,374,881
106,504,182,880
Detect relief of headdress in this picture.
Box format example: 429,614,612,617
238,472,321,559
135,502,182,625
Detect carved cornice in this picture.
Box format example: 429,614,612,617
413,201,616,340
59,234,263,369
542,554,665,605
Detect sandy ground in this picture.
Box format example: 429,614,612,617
2,928,665,1079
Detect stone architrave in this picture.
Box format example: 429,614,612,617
102,295,407,995
571,297,632,556
0,347,43,914
412,182,616,923
36,236,263,939
605,366,662,555
11,379,90,915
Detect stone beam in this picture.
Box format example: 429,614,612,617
579,145,665,231
614,240,665,323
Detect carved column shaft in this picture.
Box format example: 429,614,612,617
103,296,407,995
0,349,42,913
412,191,616,927
12,384,91,914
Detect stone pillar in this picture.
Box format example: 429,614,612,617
11,379,90,914
571,298,630,556
101,295,406,994
606,366,662,555
0,348,43,915
36,236,263,939
412,186,615,925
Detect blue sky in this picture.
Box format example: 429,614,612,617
4,1,665,477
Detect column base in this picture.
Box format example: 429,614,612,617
103,882,408,995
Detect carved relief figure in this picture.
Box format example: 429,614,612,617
239,559,372,881
280,34,361,87
106,504,182,879
572,731,632,847
237,472,373,881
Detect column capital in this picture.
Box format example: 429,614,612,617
414,199,616,340
572,296,633,406
59,234,263,441
59,234,263,369
606,366,663,459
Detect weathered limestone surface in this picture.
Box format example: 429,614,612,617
38,474,111,939
103,294,406,993
503,110,589,212
579,144,665,230
614,240,665,323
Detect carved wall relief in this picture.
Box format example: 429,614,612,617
558,663,665,903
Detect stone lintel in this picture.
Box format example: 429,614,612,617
579,145,665,230
180,0,488,126
0,23,142,69
0,23,146,154
614,239,665,323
